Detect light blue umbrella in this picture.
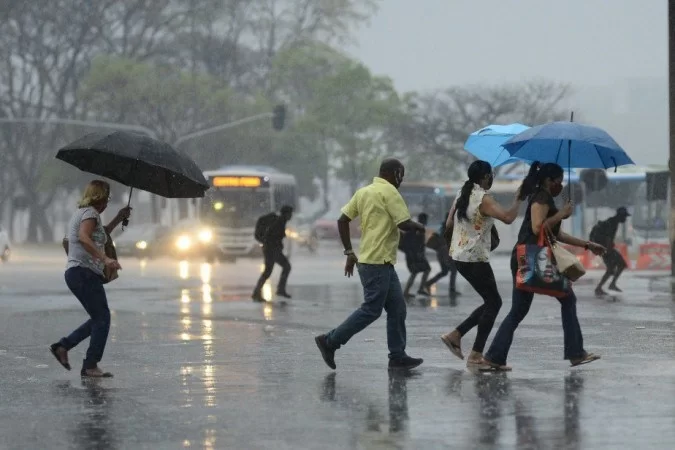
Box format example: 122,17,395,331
464,123,530,167
502,122,634,170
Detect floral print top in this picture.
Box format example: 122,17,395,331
450,185,494,263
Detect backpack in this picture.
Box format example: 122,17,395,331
254,213,278,243
589,220,609,246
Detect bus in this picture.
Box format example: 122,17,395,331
197,165,297,261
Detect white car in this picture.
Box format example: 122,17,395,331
0,225,10,262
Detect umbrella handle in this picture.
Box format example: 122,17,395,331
122,186,134,227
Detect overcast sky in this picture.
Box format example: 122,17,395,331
348,0,668,166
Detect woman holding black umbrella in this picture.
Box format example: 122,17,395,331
50,180,130,378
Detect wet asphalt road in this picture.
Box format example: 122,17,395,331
0,244,674,449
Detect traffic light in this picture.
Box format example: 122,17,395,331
272,104,286,131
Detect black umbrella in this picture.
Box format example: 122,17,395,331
56,130,210,224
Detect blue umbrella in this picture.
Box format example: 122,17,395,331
502,121,634,170
464,123,530,167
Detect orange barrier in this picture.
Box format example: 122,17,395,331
635,243,671,270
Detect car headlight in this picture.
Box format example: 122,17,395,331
176,235,192,251
135,240,148,250
198,229,213,243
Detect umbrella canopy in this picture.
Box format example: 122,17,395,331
464,123,530,167
502,122,634,170
56,131,209,198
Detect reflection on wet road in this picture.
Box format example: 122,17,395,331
1,248,675,448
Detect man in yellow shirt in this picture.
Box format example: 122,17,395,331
315,158,425,370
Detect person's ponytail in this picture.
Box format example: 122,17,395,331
455,180,475,221
518,161,541,200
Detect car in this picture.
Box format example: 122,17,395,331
0,225,10,262
313,210,361,240
113,224,171,259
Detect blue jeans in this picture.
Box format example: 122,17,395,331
60,267,111,369
484,281,586,366
326,264,407,359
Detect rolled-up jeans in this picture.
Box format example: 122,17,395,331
326,263,407,359
59,266,111,369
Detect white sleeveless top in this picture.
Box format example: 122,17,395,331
450,185,494,263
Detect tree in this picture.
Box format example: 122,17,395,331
391,80,572,181
304,61,403,193
0,0,189,241
169,0,379,93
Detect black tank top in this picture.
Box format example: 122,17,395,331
510,189,560,274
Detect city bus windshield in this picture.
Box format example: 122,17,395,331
201,189,271,228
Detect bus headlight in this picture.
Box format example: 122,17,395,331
135,240,148,250
176,235,192,251
198,229,213,243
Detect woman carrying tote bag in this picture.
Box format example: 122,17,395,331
482,162,606,371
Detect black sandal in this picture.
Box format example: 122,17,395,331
49,343,71,371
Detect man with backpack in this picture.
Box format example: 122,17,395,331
401,212,431,298
252,205,294,302
591,206,630,296
423,210,460,297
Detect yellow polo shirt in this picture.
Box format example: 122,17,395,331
341,177,411,264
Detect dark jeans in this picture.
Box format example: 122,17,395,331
59,267,111,370
454,261,502,353
326,264,407,359
597,248,627,289
426,248,458,292
485,258,585,365
253,245,291,294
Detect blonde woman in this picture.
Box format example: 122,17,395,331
50,180,130,378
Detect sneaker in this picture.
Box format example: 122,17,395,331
276,290,292,299
251,292,265,302
594,288,607,297
388,355,423,370
315,335,336,370
608,284,623,293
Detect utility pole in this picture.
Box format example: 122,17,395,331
669,1,675,277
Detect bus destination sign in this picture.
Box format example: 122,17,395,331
211,176,264,188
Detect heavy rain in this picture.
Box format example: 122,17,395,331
0,1,673,449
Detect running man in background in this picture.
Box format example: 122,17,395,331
252,205,294,302
401,213,431,298
592,206,630,296
424,210,460,297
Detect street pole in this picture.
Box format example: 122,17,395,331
669,1,675,278
173,112,274,147
0,117,157,138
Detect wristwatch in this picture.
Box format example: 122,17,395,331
343,249,355,256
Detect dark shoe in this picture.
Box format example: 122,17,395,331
277,290,292,299
594,288,607,297
417,287,431,296
81,367,113,378
388,355,423,370
315,335,336,370
450,289,461,296
49,343,71,371
251,292,265,302
608,284,623,292
570,352,601,367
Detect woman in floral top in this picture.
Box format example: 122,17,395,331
441,161,523,368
